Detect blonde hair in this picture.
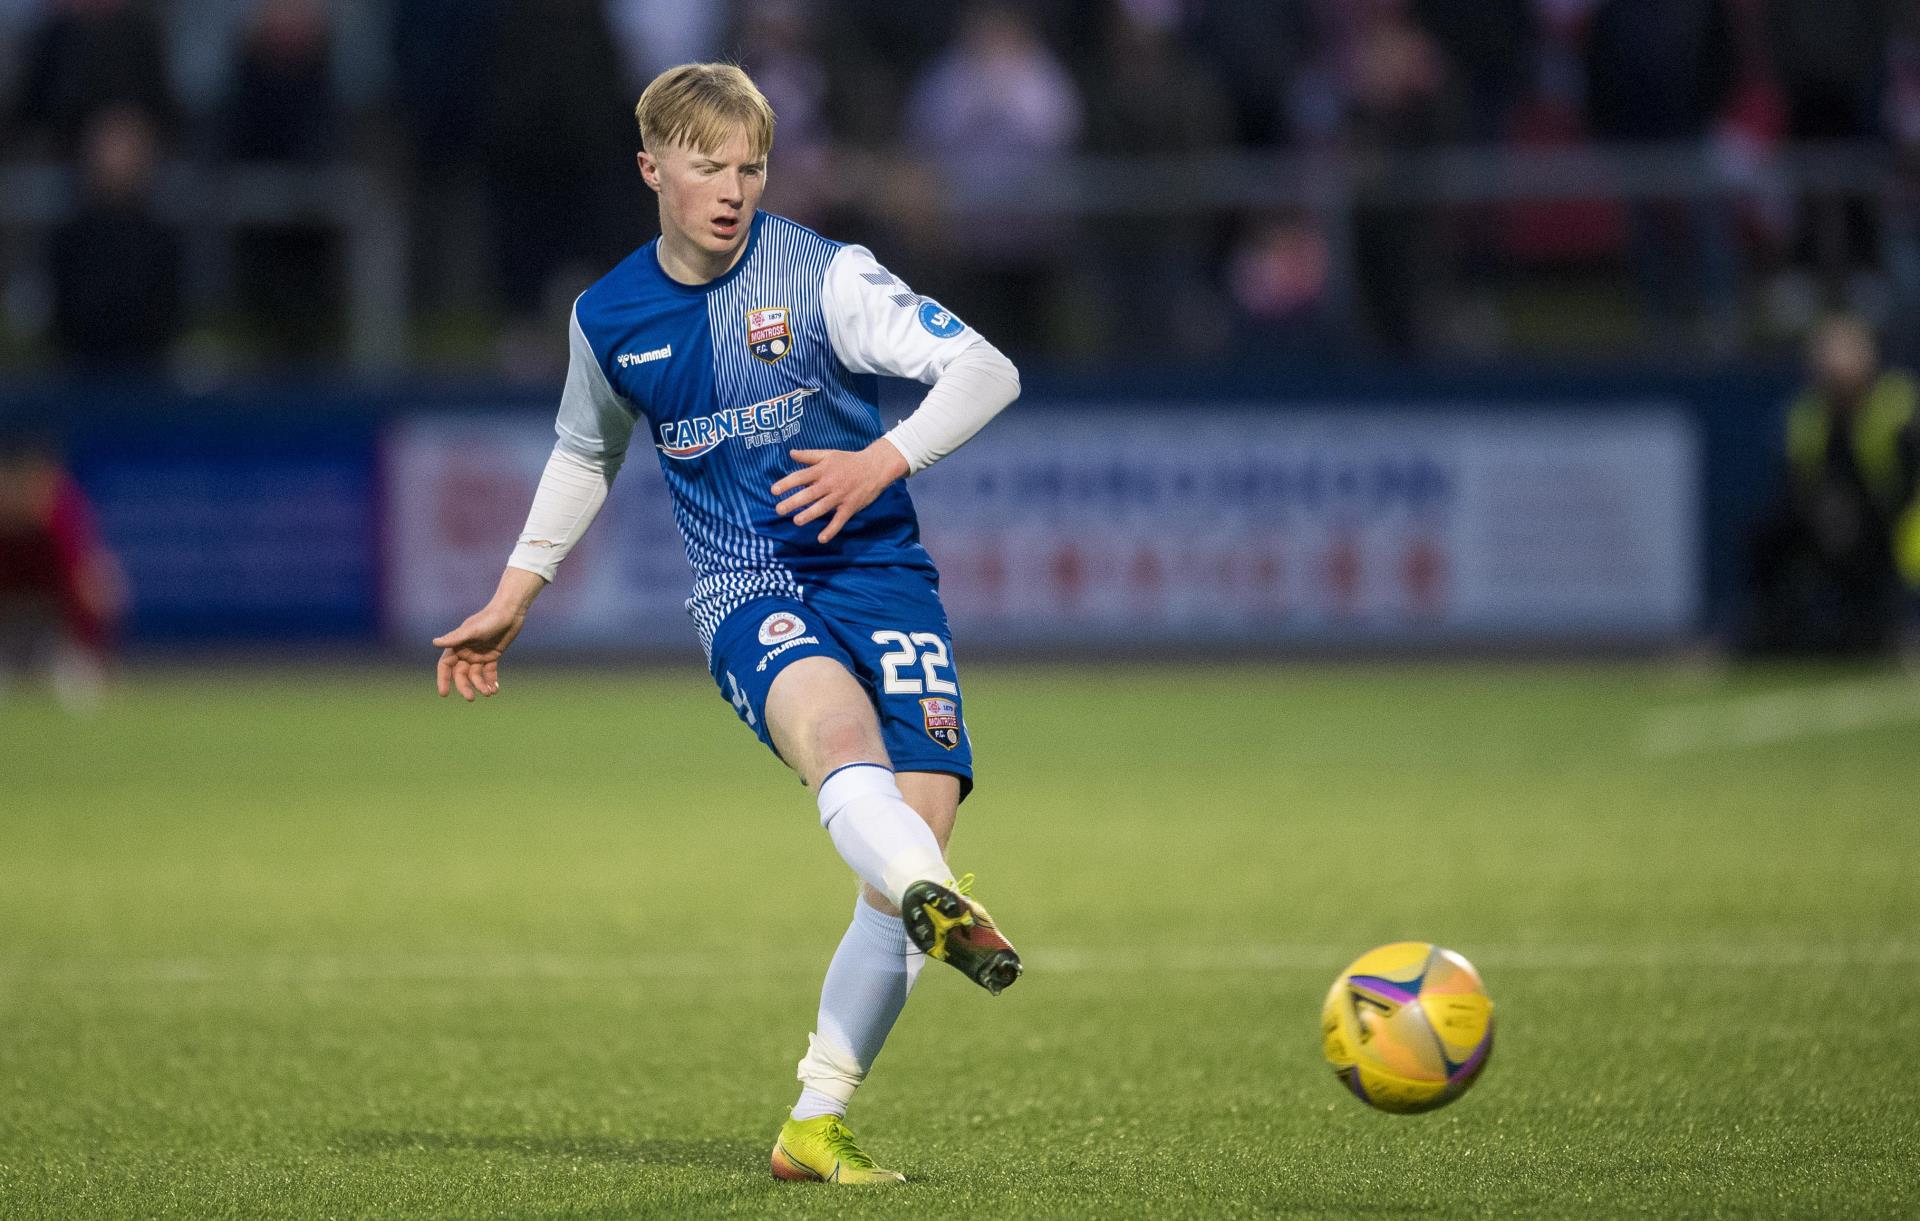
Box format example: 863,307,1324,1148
635,63,775,159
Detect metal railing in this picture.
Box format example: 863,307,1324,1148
0,161,408,372
0,140,1907,371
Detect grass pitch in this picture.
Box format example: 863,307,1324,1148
2,661,1916,1218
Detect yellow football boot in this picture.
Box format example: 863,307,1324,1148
769,1115,906,1185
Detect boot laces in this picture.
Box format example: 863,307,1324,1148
820,1117,878,1169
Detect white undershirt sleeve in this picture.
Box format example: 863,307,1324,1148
506,302,634,581
821,245,1021,475
881,342,1021,474
507,446,620,581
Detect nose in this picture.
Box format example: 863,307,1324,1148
719,171,744,206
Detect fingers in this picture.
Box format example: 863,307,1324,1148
775,484,825,517
451,656,477,702
792,494,833,527
770,464,821,498
817,503,856,544
772,447,874,539
435,610,509,703
480,659,500,697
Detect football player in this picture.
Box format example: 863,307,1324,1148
432,63,1023,1185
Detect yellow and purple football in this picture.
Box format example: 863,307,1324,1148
1321,941,1494,1114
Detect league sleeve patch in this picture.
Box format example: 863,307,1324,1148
920,696,961,749
917,300,966,339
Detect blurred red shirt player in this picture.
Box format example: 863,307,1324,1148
0,435,125,711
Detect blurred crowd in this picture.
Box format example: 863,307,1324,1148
4,0,1920,374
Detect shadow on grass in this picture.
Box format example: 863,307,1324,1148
333,1129,762,1170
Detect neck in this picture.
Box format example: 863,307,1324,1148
656,222,749,286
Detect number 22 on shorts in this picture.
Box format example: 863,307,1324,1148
871,630,957,696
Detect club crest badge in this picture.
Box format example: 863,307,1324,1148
920,696,961,750
758,611,805,646
746,307,793,364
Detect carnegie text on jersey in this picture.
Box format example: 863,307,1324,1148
657,386,818,460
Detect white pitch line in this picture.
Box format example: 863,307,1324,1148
4,943,1918,988
1639,675,1920,757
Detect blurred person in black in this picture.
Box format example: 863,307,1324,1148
391,0,501,319
1747,315,1920,655
481,0,634,377
219,0,346,363
812,0,959,149
903,3,1083,354
1764,0,1891,144
1411,0,1535,143
0,0,46,105
1183,0,1315,149
1342,0,1456,355
736,0,836,229
607,0,732,88
0,431,125,713
1584,0,1742,349
49,104,182,373
7,0,174,157
1082,2,1235,358
1762,0,1894,318
1409,0,1537,348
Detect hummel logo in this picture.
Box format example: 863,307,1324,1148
618,344,672,368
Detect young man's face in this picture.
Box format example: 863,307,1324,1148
639,126,767,269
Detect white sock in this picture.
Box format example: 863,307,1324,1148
792,896,925,1121
816,763,948,906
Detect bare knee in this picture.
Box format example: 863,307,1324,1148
809,706,885,776
765,656,889,786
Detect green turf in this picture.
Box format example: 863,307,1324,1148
2,662,1916,1218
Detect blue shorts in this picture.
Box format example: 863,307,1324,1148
707,572,974,798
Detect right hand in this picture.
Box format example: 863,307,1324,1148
432,602,526,702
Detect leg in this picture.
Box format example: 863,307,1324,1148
765,654,891,787
765,656,951,906
748,587,1015,1184
860,771,960,917
769,660,956,1110
783,772,975,1135
770,701,959,1182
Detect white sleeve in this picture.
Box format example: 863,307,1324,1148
882,342,1020,475
822,245,1021,474
506,304,632,581
506,445,618,582
822,244,984,385
554,301,636,461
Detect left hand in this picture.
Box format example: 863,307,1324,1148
771,441,909,544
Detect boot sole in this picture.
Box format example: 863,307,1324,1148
901,881,1023,995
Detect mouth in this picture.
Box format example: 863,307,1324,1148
711,214,741,240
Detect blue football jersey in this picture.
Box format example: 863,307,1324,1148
553,212,987,648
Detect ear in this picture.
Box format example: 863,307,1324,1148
636,150,660,193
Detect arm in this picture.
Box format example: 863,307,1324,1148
434,304,634,700
771,246,1021,542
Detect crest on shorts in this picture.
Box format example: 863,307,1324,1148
746,307,793,364
920,696,961,750
758,611,806,646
